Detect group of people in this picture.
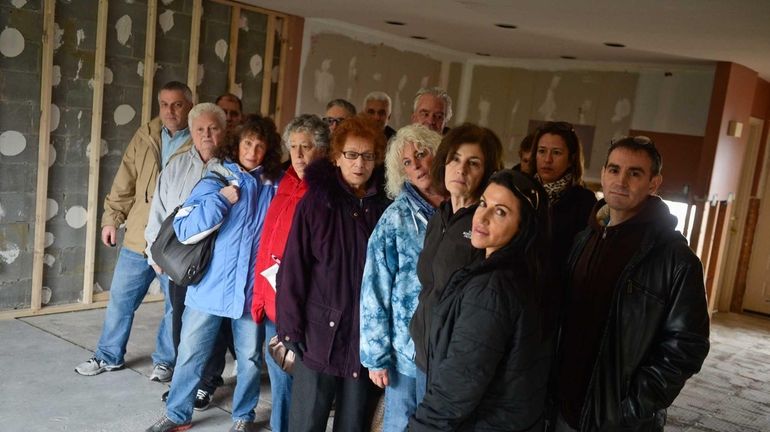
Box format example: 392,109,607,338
75,81,710,432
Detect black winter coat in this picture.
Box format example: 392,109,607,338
409,244,550,431
565,197,710,431
549,185,596,273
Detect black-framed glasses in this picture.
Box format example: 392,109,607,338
323,116,345,126
342,151,376,162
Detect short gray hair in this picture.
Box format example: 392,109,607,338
282,114,330,151
384,124,442,199
412,87,453,122
363,91,392,112
187,102,226,130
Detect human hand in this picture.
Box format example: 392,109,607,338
101,225,117,247
283,340,306,360
220,185,239,204
369,369,389,388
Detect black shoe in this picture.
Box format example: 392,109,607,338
193,389,212,411
161,390,169,403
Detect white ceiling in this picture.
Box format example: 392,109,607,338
246,0,770,79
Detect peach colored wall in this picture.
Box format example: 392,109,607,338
750,78,770,196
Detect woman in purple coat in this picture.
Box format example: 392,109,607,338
276,116,391,431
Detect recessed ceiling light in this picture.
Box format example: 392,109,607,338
495,23,517,29
476,52,491,56
411,35,428,40
385,20,405,26
604,42,625,48
561,55,577,60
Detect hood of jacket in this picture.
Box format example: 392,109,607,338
303,158,386,206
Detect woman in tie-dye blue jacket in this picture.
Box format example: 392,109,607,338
359,125,444,432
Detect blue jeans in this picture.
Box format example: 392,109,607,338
264,319,292,432
95,248,174,367
166,307,264,424
383,370,417,432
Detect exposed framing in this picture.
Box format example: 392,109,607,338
141,0,158,125
82,0,110,305
260,15,276,116
227,6,241,94
274,17,289,126
187,0,203,103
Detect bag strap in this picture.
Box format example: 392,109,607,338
206,170,230,187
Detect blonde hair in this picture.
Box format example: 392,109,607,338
384,124,442,199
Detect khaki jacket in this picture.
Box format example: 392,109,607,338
101,117,192,254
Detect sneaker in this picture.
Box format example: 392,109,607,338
229,420,257,432
161,390,169,403
193,388,212,411
145,415,191,432
150,364,174,382
74,357,124,376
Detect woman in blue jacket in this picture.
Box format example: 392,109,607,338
359,124,444,431
146,114,283,432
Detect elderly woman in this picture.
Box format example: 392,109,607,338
528,121,596,272
276,116,391,431
409,170,551,431
409,123,503,399
359,124,443,431
144,102,226,407
146,114,283,432
251,114,330,432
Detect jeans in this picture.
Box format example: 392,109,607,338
264,319,292,432
383,370,417,432
166,307,264,424
95,248,174,367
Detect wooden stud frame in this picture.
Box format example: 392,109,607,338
260,15,277,116
187,0,203,103
141,0,158,125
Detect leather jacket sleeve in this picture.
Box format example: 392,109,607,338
621,252,710,422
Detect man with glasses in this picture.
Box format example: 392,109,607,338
323,98,356,133
363,91,396,140
551,137,710,432
410,87,452,134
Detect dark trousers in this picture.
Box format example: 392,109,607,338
169,280,236,392
288,358,378,432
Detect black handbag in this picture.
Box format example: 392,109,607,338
150,171,229,287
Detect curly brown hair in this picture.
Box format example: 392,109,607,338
214,114,283,181
329,115,386,165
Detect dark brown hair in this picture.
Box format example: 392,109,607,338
528,121,585,186
214,114,282,181
429,122,504,199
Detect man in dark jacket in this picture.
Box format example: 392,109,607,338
553,136,710,432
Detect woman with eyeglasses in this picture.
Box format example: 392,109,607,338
359,124,444,431
528,122,596,275
409,169,551,431
409,123,504,401
276,116,391,431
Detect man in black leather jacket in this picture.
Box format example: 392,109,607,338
552,137,710,432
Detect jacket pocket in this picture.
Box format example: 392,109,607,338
626,279,665,305
305,300,342,364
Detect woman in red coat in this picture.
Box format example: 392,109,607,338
251,114,330,432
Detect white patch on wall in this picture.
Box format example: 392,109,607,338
197,64,205,86
46,198,59,221
0,27,25,58
86,139,109,159
93,282,104,293
76,29,86,47
114,104,136,126
161,0,174,5
115,15,132,46
48,144,56,167
44,232,55,248
54,22,64,50
0,242,20,264
345,57,357,101
233,83,243,100
137,61,144,77
0,201,5,222
214,39,228,62
372,72,382,82
392,74,408,125
239,16,249,32
11,0,28,8
578,100,593,124
477,97,491,127
0,130,26,156
611,98,632,123
77,110,83,129
271,65,279,83
314,59,334,103
74,58,83,80
65,205,88,229
420,75,430,88
158,10,174,34
52,65,62,86
43,254,55,267
538,75,561,121
50,103,60,132
104,66,114,84
41,287,52,305
249,54,262,78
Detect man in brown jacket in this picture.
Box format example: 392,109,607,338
75,81,193,381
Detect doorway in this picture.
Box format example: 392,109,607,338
742,127,770,314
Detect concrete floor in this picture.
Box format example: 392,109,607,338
1,304,769,431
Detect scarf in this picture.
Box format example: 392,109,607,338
537,172,572,204
404,182,437,220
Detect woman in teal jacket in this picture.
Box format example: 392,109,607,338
146,114,282,432
359,124,444,431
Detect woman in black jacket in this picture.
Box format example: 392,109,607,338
409,169,551,432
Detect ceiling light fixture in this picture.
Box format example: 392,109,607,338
495,23,517,29
411,35,427,40
385,20,405,26
561,55,577,60
604,42,626,48
476,52,491,56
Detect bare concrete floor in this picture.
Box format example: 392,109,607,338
1,304,769,431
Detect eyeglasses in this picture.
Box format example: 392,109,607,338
512,183,540,211
323,117,346,126
342,151,376,162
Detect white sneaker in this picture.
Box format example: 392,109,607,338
74,357,124,376
150,363,174,382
